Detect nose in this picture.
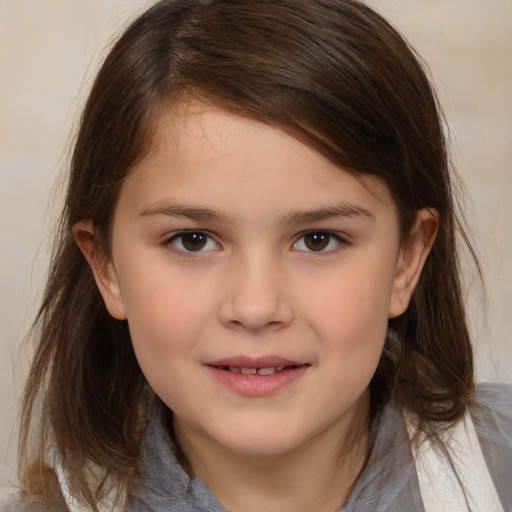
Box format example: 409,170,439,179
217,252,294,332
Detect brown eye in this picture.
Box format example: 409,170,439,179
304,232,330,251
182,232,207,251
169,231,218,252
293,231,343,253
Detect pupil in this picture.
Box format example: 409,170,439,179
182,232,207,251
305,232,329,251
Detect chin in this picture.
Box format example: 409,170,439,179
223,437,301,458
208,421,309,458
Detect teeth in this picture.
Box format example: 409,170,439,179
257,367,276,376
225,366,291,375
240,367,257,375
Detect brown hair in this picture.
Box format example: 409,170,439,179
19,0,477,508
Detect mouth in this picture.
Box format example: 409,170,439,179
210,364,306,376
205,358,310,396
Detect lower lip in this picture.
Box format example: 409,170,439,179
206,365,310,396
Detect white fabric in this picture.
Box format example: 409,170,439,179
53,403,505,512
54,457,124,512
54,462,89,512
408,410,504,512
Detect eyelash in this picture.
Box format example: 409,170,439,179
165,230,221,254
292,231,347,254
164,230,348,256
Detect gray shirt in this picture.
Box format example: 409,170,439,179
127,383,512,512
2,383,510,511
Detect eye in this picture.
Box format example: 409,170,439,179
168,231,220,252
293,231,344,252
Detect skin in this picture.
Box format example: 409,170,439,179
74,101,438,512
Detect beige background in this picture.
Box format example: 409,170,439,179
1,0,511,496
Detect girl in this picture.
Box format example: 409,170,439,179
5,0,511,510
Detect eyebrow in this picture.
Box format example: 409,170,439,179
140,202,230,222
282,204,374,225
140,201,374,225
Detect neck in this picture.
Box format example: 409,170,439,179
174,391,371,512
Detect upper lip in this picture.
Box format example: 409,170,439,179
206,356,307,368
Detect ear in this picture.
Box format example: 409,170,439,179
388,208,440,319
72,220,127,320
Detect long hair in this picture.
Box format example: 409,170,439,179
19,0,476,508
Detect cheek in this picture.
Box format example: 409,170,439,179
118,265,216,372
125,288,208,408
304,261,393,382
308,264,394,337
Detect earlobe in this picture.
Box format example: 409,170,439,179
388,208,440,319
72,220,127,320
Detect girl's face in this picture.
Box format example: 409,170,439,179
79,101,434,458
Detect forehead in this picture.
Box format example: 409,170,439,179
121,100,397,224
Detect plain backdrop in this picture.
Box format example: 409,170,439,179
1,0,511,496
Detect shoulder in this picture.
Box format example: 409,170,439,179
0,494,68,512
475,381,512,403
473,381,512,428
472,381,512,446
471,381,512,511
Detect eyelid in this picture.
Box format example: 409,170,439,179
162,229,348,256
165,230,221,253
292,230,348,253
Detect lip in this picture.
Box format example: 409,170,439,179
205,355,310,397
207,355,304,368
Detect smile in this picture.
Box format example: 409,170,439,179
218,365,290,375
205,359,310,396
